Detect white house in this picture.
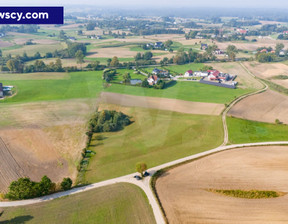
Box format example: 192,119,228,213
194,71,209,77
147,75,158,85
184,70,193,77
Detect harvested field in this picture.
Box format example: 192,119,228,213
0,40,13,48
243,61,288,89
0,72,68,80
0,128,69,193
216,38,288,51
156,146,288,224
0,98,97,192
228,90,288,124
99,92,225,115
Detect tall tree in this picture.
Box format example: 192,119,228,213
110,56,120,67
226,45,238,61
136,162,147,177
275,43,284,56
75,50,84,69
123,72,131,83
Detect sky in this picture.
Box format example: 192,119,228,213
3,0,288,8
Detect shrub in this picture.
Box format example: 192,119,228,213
61,178,73,191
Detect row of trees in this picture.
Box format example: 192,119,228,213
5,176,72,200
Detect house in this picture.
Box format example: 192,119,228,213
147,75,158,85
194,71,209,77
201,43,208,50
68,37,76,41
152,68,169,77
283,31,288,35
260,49,268,53
214,49,224,55
218,73,231,81
279,50,286,56
0,83,3,98
154,42,163,48
184,70,193,77
237,29,247,35
207,70,220,80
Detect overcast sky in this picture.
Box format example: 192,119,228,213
2,0,288,8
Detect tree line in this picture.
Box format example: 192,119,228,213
5,176,73,200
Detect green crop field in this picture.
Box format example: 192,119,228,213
0,183,156,224
85,107,223,183
227,117,288,144
1,71,104,103
104,81,252,104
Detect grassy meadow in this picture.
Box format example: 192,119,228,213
85,106,223,183
227,117,288,144
0,183,156,224
104,81,252,104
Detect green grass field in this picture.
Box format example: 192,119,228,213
0,183,156,224
1,71,104,103
112,69,146,82
227,117,288,144
85,107,223,183
105,81,252,104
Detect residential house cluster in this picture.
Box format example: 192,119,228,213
152,68,169,77
88,35,103,39
184,69,236,83
146,42,164,49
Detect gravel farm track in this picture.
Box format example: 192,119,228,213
1,62,288,224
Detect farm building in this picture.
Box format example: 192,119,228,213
184,70,193,77
0,83,3,98
194,71,209,77
147,75,159,85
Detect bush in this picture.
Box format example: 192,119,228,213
89,110,131,133
61,178,73,191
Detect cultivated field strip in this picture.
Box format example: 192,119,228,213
0,137,24,192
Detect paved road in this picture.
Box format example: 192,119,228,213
0,63,283,224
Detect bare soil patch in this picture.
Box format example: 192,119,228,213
156,146,288,224
228,89,288,124
99,92,224,115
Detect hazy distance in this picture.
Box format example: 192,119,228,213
3,0,288,8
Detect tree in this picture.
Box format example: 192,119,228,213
110,56,119,67
0,49,2,57
59,30,66,40
143,51,153,60
54,58,63,72
275,43,284,56
6,178,36,200
75,50,84,69
136,162,147,177
123,72,131,84
38,175,53,196
61,177,72,191
226,45,238,61
141,78,149,88
6,59,23,73
164,40,173,48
